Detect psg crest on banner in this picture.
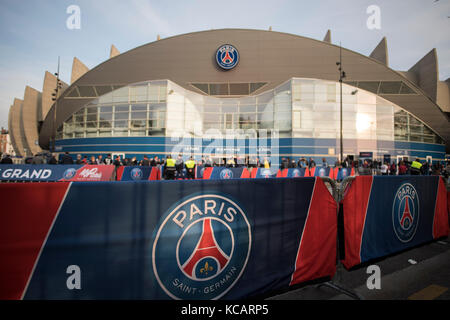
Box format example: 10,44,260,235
152,193,251,300
220,169,233,179
216,44,239,70
130,168,143,180
392,183,420,243
62,168,77,180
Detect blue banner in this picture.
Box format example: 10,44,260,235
0,165,83,182
342,176,449,268
253,168,279,179
120,166,154,181
12,178,337,300
360,176,440,262
285,168,306,177
207,167,247,180
312,166,331,177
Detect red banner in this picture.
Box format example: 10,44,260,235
61,165,115,182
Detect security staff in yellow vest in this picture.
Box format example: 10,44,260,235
185,156,196,179
264,157,270,169
410,158,422,175
165,155,176,180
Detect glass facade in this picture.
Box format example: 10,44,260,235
57,78,444,146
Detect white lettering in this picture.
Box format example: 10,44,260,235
204,200,217,216
190,203,203,220
41,169,52,179
66,265,81,290
366,5,381,30
366,265,381,289
224,207,237,223
66,5,81,30
173,210,187,228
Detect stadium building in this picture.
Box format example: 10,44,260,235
7,29,450,164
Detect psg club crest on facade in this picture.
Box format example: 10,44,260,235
216,44,239,70
152,194,251,300
392,183,420,243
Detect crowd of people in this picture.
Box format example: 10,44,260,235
1,152,449,181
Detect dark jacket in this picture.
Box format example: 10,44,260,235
48,157,58,165
60,154,74,164
0,156,13,164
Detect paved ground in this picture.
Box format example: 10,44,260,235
267,235,450,300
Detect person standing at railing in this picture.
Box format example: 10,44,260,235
410,158,422,175
164,155,176,180
175,154,184,178
113,156,122,167
88,156,96,165
97,155,104,165
31,153,45,164
104,154,112,165
48,154,57,164
381,162,389,175
263,157,270,169
308,158,316,169
185,156,196,180
60,152,74,164
141,155,150,166
398,161,407,175
0,154,13,164
298,158,308,169
389,161,397,175
75,154,82,164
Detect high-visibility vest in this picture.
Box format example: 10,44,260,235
186,160,196,169
264,160,270,168
411,161,422,170
166,158,176,167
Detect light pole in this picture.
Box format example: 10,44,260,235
51,57,62,153
336,43,346,164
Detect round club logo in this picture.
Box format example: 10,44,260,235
392,183,420,243
215,44,239,70
152,194,251,300
341,168,348,178
220,169,233,179
292,169,301,177
62,168,77,180
130,168,143,180
261,169,272,178
318,168,326,177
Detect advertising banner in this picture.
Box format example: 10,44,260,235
59,165,115,182
201,167,250,180
0,177,337,300
0,165,83,182
331,167,355,181
250,168,280,179
341,176,449,269
118,166,161,181
0,165,115,182
279,168,307,178
308,166,331,178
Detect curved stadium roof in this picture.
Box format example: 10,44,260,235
37,29,450,151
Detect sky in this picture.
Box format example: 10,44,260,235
0,0,449,129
